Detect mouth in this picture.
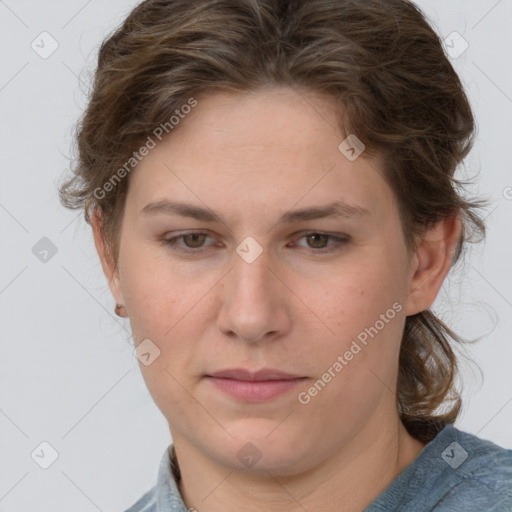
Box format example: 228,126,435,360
205,368,308,402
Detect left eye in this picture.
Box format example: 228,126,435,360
293,232,350,253
160,231,350,255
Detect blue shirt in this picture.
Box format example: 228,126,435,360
124,424,512,511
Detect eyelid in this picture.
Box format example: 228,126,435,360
160,230,218,252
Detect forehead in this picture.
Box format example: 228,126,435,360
169,87,349,163
125,87,394,221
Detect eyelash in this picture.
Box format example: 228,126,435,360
160,231,350,255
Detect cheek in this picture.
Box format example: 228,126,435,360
295,282,405,436
119,242,209,380
119,242,190,337
302,254,407,392
320,255,406,335
137,355,209,434
121,253,204,421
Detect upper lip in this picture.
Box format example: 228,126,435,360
207,368,304,381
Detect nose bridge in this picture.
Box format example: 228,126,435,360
230,233,276,294
233,251,272,298
231,244,278,309
217,244,288,342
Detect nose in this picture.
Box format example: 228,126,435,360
216,248,292,344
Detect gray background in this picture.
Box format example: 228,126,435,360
0,0,511,510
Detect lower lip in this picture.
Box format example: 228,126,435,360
206,377,306,402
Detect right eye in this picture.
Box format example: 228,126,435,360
161,231,218,254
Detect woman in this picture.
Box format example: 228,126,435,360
59,0,512,510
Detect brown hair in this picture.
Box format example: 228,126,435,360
59,0,488,443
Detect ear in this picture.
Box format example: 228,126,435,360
91,210,124,305
404,214,461,316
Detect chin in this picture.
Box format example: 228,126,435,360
201,421,311,474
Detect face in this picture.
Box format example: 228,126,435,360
97,87,431,475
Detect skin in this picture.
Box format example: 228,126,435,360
93,86,461,511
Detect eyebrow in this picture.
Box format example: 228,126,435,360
141,199,371,224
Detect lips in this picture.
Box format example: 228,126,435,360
208,368,303,381
205,368,307,402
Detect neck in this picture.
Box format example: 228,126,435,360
173,416,426,512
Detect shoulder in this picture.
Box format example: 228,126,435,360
366,424,512,512
441,426,512,484
427,425,512,511
123,486,157,512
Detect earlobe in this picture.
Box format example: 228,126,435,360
91,211,124,305
404,215,461,316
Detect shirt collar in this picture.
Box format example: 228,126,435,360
155,444,188,511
